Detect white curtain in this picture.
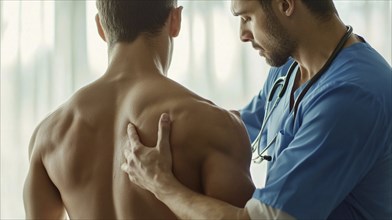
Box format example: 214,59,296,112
1,1,391,218
1,1,90,218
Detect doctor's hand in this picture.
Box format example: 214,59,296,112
121,113,177,195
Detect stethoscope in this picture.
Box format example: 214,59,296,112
251,26,353,164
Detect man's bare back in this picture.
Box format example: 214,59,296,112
23,2,254,218
23,71,255,219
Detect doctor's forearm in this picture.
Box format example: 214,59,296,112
154,179,250,220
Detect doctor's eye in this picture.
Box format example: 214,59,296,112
241,16,251,23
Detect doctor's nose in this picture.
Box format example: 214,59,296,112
240,28,254,42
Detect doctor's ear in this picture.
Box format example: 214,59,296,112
95,14,107,42
169,6,183,38
277,0,295,17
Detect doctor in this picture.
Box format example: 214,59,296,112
121,0,392,219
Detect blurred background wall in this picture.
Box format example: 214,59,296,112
1,0,391,218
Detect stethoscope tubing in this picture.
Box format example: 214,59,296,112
251,26,353,164
251,61,299,163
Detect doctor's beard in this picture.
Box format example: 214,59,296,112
263,10,297,67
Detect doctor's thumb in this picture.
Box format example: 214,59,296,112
157,113,172,152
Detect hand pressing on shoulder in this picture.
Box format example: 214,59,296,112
121,113,178,197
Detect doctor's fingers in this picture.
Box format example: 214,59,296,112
121,163,132,173
157,113,172,153
121,163,146,188
121,163,136,179
123,149,136,164
127,123,143,150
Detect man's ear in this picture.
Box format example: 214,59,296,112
169,6,183,38
95,14,107,42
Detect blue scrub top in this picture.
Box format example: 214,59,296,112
240,41,392,219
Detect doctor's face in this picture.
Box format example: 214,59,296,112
231,0,296,67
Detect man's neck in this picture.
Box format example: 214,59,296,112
104,38,168,79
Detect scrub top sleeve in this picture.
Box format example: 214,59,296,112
253,83,387,219
240,91,266,142
245,198,295,219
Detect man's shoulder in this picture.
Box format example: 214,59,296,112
29,79,103,159
175,100,238,133
28,106,69,158
172,100,251,155
30,91,94,156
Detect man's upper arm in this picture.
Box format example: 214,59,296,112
191,110,255,207
24,127,66,219
201,146,255,207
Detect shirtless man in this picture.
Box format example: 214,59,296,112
23,1,254,219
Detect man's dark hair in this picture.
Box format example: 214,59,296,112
96,0,177,44
258,0,337,21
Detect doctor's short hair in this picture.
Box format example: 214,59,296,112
96,0,177,45
258,0,337,21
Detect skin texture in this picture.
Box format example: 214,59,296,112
23,6,255,219
121,0,364,219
